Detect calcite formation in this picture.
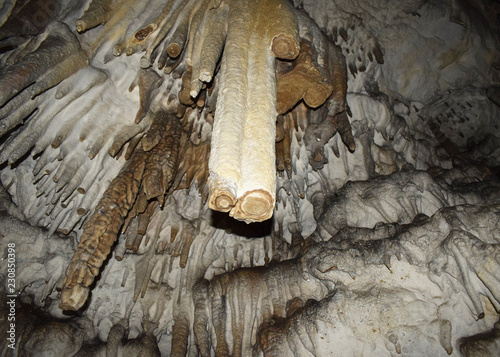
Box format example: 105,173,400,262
0,0,499,356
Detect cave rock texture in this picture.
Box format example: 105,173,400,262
0,0,500,356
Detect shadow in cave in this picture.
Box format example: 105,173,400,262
210,210,272,239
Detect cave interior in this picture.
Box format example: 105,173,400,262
0,0,500,356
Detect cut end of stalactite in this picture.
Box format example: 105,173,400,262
272,34,300,60
209,188,237,212
135,25,155,42
230,190,274,223
208,176,238,212
140,55,152,69
75,20,87,33
58,285,89,311
166,43,182,58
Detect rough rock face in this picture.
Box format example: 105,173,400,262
0,0,499,356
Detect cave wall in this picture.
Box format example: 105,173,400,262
0,0,499,356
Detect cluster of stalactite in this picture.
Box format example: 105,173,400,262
0,0,383,312
190,203,500,356
2,1,500,356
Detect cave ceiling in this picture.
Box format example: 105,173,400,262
0,0,500,356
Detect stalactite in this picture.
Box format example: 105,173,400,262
29,53,88,99
164,14,189,59
108,117,153,158
3,34,42,66
0,0,78,47
130,68,163,124
75,0,124,33
1,1,497,356
0,90,41,138
282,113,292,173
276,39,333,114
0,21,88,107
141,109,170,152
174,135,211,201
303,107,355,170
59,150,147,310
209,0,296,223
187,1,215,99
88,0,148,56
118,0,174,58
197,5,227,83
268,0,300,60
193,259,330,355
142,112,183,202
189,203,500,355
140,0,191,68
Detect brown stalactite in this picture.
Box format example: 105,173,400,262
267,0,300,60
59,149,147,311
275,115,285,143
140,0,190,68
171,314,191,357
131,68,163,124
75,0,124,33
193,280,211,357
185,0,213,98
174,136,211,198
124,218,139,250
165,14,190,59
276,139,286,172
271,10,355,171
303,108,355,170
282,113,293,173
142,112,183,201
179,65,195,106
137,202,155,235
141,110,171,152
325,39,348,116
276,39,334,114
334,110,356,152
108,119,153,158
197,5,228,84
